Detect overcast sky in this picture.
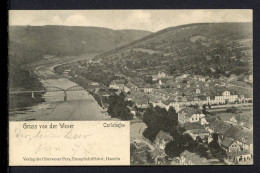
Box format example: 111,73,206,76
9,10,252,32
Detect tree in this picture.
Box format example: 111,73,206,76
208,133,227,161
196,144,209,159
168,106,178,126
142,127,159,142
181,133,198,152
107,94,133,120
165,141,183,158
131,143,153,165
202,104,208,115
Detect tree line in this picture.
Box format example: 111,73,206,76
107,93,133,120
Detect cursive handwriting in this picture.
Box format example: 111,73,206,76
15,128,94,143
15,128,60,143
64,129,94,140
35,143,62,154
71,142,96,157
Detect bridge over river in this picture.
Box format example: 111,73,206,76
10,85,87,101
9,85,110,102
9,60,116,121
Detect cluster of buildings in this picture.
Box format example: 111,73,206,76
109,78,250,117
131,106,253,165
107,72,253,165
108,72,252,112
167,107,253,165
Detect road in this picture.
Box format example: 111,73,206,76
9,57,116,121
130,122,155,150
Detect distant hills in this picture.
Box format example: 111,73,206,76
9,25,151,64
96,22,253,78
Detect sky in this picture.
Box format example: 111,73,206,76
9,10,252,32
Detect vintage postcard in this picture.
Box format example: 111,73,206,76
9,10,253,166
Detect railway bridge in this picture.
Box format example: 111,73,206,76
9,85,86,101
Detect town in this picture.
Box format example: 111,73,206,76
54,53,253,165
47,23,253,166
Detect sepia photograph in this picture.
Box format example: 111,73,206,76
8,10,253,166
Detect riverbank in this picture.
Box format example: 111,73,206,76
9,64,46,109
52,62,105,108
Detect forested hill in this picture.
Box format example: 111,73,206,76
96,22,252,78
9,25,151,64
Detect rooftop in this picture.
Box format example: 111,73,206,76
226,150,252,157
150,148,166,159
210,118,232,134
184,122,205,131
221,137,235,149
216,113,237,122
187,129,209,134
156,130,173,142
110,79,125,85
224,126,253,145
179,107,202,118
180,150,211,165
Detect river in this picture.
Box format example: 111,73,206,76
9,59,115,121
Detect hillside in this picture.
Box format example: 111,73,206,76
9,25,151,64
96,22,253,79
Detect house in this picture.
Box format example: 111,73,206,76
125,95,133,101
129,78,146,89
217,114,238,125
124,82,138,93
90,82,99,86
157,79,168,86
135,100,149,108
123,86,131,93
152,75,159,81
200,117,209,126
238,95,245,103
221,137,240,152
143,84,153,94
225,150,253,165
214,90,238,104
154,130,173,150
135,95,149,109
158,71,167,78
224,126,253,151
150,100,165,108
127,106,136,116
149,148,167,165
240,121,253,130
198,76,206,82
190,95,208,105
109,79,125,90
179,150,211,165
179,74,188,79
196,88,201,94
208,118,232,139
178,107,205,125
162,99,180,112
206,95,215,104
184,122,209,141
99,90,114,98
